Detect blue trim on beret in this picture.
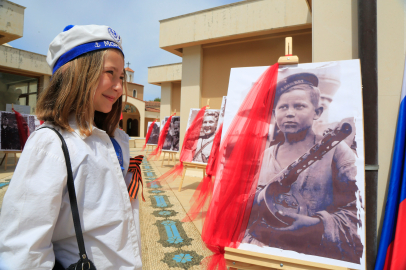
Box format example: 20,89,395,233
53,40,124,74
63,25,75,32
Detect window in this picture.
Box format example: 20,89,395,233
132,90,137,98
0,71,39,114
123,104,139,114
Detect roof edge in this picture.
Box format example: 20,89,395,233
148,62,182,69
159,0,260,23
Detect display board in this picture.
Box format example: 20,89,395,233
146,121,160,145
219,96,227,127
185,109,220,164
161,116,180,152
0,111,35,151
221,60,366,269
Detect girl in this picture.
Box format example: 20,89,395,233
0,25,142,270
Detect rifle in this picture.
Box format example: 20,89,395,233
257,122,352,228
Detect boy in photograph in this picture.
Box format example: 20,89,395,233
243,73,363,263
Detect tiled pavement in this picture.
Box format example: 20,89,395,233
0,149,213,269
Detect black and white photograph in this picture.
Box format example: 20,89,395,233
186,109,220,164
0,111,35,151
146,121,160,145
220,60,366,270
162,116,180,152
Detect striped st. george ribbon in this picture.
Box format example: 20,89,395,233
128,155,146,202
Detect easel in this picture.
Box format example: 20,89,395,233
145,144,156,153
1,104,22,170
178,161,207,191
227,38,358,270
0,151,21,170
226,247,356,270
161,150,177,167
178,100,211,192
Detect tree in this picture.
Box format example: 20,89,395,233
153,97,161,102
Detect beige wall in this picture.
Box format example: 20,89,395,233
202,32,312,110
0,45,51,75
0,1,25,44
126,82,144,101
312,0,358,62
148,63,182,85
180,45,203,146
171,82,181,115
159,0,311,56
376,0,406,238
160,82,172,122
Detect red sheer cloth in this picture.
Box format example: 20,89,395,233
149,106,207,186
148,113,175,160
201,64,279,269
12,109,30,150
183,124,223,222
142,119,157,150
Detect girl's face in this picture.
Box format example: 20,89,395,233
202,115,217,136
94,49,125,113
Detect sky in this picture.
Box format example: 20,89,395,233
9,0,242,101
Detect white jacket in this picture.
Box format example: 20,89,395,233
0,118,142,270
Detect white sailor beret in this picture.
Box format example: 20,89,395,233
47,25,124,74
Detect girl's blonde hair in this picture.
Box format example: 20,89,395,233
36,49,126,137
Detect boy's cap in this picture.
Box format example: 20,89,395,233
277,72,319,92
47,25,124,74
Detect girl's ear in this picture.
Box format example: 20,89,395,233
313,106,324,120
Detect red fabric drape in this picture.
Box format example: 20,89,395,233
149,106,207,186
183,124,223,222
201,64,279,269
142,119,157,150
12,109,30,150
148,113,175,160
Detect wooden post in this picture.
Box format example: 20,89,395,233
161,152,166,167
277,37,299,65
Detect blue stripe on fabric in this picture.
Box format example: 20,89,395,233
375,98,406,270
53,40,124,73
